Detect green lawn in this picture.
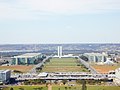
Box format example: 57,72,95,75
53,86,120,90
41,58,89,72
45,58,78,66
3,86,47,90
3,85,120,90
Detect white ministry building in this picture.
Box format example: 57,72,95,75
114,68,120,85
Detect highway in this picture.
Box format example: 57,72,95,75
29,56,51,73
79,58,99,74
15,72,115,80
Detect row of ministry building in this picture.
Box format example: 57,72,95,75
11,53,44,65
84,53,107,62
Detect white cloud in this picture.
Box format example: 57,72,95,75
21,0,120,13
0,0,120,20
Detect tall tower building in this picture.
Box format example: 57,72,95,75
58,46,62,58
58,46,60,57
60,46,62,57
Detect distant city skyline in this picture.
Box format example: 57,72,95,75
0,0,120,44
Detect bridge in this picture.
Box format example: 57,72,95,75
15,72,115,80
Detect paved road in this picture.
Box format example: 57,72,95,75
29,56,51,74
16,72,115,80
79,58,99,74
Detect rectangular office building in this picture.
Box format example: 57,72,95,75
84,53,107,63
11,53,42,65
0,70,11,84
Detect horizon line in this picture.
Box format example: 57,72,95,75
0,42,120,45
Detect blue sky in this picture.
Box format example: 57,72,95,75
0,0,120,44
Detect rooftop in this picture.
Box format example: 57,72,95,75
0,70,10,73
84,53,107,56
38,72,48,77
13,53,41,58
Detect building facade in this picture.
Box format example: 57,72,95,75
0,70,11,84
114,68,120,85
84,53,107,63
115,68,120,80
11,53,42,65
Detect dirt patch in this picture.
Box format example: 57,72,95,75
0,65,34,73
48,84,52,90
92,65,119,74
